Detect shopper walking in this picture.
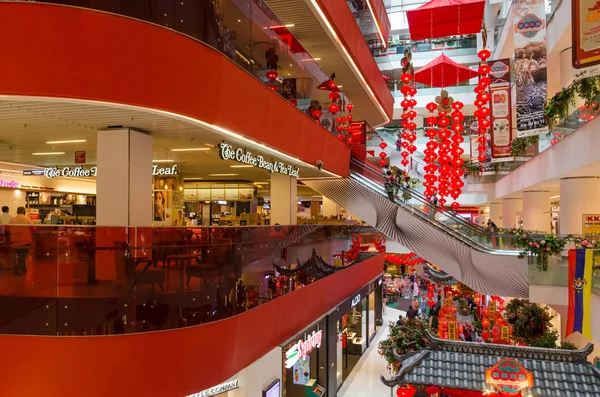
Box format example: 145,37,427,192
401,176,412,204
384,170,395,201
9,207,33,276
0,206,12,225
430,195,438,219
394,169,403,199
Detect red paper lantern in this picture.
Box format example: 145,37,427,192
337,133,346,141
478,49,491,60
328,91,340,101
328,104,340,114
379,142,388,150
396,385,416,397
427,300,435,308
481,317,490,329
482,329,490,340
400,73,413,84
426,102,437,112
268,84,278,91
379,152,388,159
379,159,387,167
266,70,278,80
289,98,297,107
310,109,322,119
346,103,353,112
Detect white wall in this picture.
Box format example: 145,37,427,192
0,188,26,212
220,347,282,397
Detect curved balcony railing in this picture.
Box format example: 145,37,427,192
32,0,347,138
0,224,381,336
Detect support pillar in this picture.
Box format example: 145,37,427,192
96,128,152,281
560,177,600,235
96,128,152,226
522,190,551,233
270,173,297,225
502,198,523,229
322,197,340,219
489,202,502,226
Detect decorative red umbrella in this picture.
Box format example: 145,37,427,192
406,0,484,40
414,54,479,88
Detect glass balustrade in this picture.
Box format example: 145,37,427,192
0,224,382,335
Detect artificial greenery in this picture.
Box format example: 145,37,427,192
463,161,481,176
559,341,579,350
504,299,554,344
510,135,539,157
377,319,431,372
545,75,600,130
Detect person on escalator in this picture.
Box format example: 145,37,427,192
394,169,403,199
401,177,412,204
430,195,438,219
384,170,395,201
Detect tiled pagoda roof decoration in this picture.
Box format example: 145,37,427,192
423,263,458,286
381,332,600,397
274,249,340,279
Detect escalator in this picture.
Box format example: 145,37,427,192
303,158,529,298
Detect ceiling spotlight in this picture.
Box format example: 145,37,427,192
46,140,87,144
170,148,211,152
32,152,65,155
152,159,175,163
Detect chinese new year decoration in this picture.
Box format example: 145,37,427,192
485,358,534,395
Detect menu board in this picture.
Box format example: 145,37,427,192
225,189,239,200
198,189,211,201
184,189,197,201
239,188,253,200
211,188,225,200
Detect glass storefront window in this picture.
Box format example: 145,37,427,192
368,292,376,340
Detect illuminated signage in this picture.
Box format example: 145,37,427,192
24,165,178,179
351,294,361,308
185,380,239,397
218,143,300,177
485,358,533,395
0,179,19,188
285,330,323,368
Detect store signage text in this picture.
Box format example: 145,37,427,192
0,179,19,188
285,330,323,368
185,380,239,397
351,294,361,308
24,165,178,179
218,143,300,177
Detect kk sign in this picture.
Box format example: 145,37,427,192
582,214,600,236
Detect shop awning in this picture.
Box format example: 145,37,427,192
413,53,479,88
381,332,600,397
406,0,485,40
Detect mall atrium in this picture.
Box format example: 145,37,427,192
0,0,599,396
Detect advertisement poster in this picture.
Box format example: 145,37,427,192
514,0,548,137
489,59,514,161
293,355,310,385
573,0,600,69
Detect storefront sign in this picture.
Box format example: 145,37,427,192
351,294,361,308
24,165,178,179
0,179,19,188
573,0,600,69
218,143,300,177
185,380,239,397
485,358,533,395
514,0,548,137
285,330,323,369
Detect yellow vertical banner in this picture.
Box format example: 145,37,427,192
447,321,458,340
445,298,453,307
489,301,497,314
501,326,511,341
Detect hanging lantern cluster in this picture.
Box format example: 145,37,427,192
333,101,354,143
449,100,465,211
474,48,492,165
398,50,417,169
379,141,388,167
423,101,439,200
435,91,453,208
426,282,436,309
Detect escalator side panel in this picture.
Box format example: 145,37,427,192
304,178,529,298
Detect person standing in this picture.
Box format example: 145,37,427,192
9,207,33,276
430,195,438,219
384,170,395,201
0,206,12,225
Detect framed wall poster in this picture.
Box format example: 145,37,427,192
573,0,600,69
292,355,310,385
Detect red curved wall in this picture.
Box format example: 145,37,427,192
0,2,351,177
0,254,383,397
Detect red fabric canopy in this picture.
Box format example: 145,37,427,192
414,53,479,87
406,0,485,40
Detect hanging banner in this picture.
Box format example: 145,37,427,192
489,59,513,161
514,0,548,137
573,0,600,69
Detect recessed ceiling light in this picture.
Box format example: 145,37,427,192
313,58,321,61
153,159,174,163
205,143,215,148
46,140,87,144
230,165,253,168
285,24,295,27
32,152,65,155
170,148,211,152
338,85,343,88
208,173,238,176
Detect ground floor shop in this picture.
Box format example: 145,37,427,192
280,277,383,397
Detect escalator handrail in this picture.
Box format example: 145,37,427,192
350,158,532,240
348,171,520,255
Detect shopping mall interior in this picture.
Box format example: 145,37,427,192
0,0,600,396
